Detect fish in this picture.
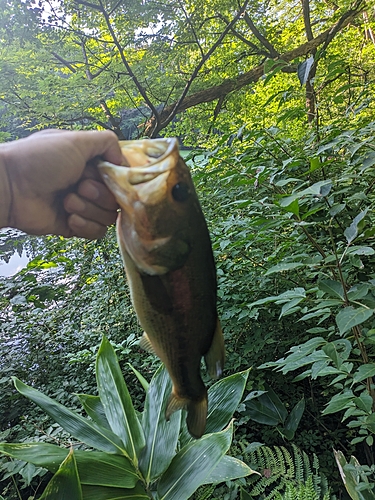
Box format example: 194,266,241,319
98,138,224,439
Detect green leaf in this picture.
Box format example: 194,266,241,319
81,482,149,500
336,307,374,335
201,456,258,485
344,209,368,244
334,450,375,500
319,279,345,300
76,394,110,429
243,402,280,426
364,413,375,434
12,378,126,455
39,448,82,500
206,368,250,434
0,443,139,488
265,262,304,275
282,398,305,440
96,337,145,463
322,391,355,415
127,363,150,392
279,297,304,318
346,246,375,256
138,365,180,484
157,422,233,500
352,364,375,384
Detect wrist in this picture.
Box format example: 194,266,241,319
0,147,13,229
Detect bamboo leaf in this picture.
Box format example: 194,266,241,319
39,448,82,500
12,378,126,455
282,398,305,440
0,443,139,488
138,365,180,484
81,482,149,500
96,337,145,463
157,422,233,500
201,455,259,485
127,363,149,392
76,394,110,429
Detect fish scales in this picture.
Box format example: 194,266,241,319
98,138,225,438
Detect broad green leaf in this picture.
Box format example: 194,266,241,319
334,450,375,500
201,455,258,485
322,339,352,368
206,368,250,434
322,391,355,415
180,369,251,446
318,279,345,300
282,198,299,216
354,393,373,413
157,422,233,500
279,297,304,318
76,394,109,429
336,307,374,335
12,378,126,455
347,284,371,301
279,180,332,208
346,246,375,256
241,488,253,500
282,398,305,440
127,363,149,392
82,483,149,500
309,156,321,172
329,203,346,217
0,443,138,488
39,448,82,500
352,364,375,384
364,413,375,434
243,401,282,426
96,337,145,463
265,262,304,275
138,365,180,484
344,209,368,244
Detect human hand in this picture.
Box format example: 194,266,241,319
0,129,123,239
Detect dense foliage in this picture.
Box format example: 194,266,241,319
1,0,375,498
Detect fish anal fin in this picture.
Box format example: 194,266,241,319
205,318,225,380
139,332,156,355
166,391,188,420
166,390,208,440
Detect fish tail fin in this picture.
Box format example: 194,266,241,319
166,389,207,439
186,395,207,439
205,318,225,380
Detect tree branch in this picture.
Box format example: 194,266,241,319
51,52,77,73
243,12,279,58
152,0,250,136
144,4,364,135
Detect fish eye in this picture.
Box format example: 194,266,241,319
172,182,190,202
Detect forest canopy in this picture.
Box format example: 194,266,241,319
1,0,375,499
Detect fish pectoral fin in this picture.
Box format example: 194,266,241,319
139,332,156,355
204,318,225,380
166,390,207,440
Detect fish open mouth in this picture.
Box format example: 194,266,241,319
110,138,179,185
97,138,180,205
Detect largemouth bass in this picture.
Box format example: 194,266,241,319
98,138,224,439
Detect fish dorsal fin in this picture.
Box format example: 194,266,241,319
139,332,156,355
204,318,225,380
